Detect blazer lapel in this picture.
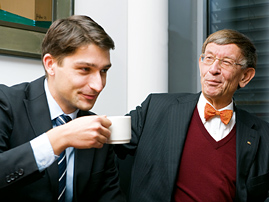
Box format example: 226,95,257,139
235,107,260,201
23,76,52,137
73,110,96,201
167,93,200,192
23,76,59,199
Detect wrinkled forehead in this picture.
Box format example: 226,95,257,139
204,43,243,59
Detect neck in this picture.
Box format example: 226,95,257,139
203,93,232,110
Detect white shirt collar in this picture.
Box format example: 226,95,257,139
197,93,234,124
44,79,78,120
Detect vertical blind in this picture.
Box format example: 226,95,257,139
208,0,269,122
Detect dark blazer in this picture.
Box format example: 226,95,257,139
115,93,269,202
0,76,125,202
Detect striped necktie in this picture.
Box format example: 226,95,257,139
53,115,72,202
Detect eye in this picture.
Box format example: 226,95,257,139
78,67,91,74
205,55,214,60
82,68,90,71
101,68,109,74
222,59,233,66
204,55,214,63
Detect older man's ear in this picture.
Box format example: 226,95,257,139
239,67,255,88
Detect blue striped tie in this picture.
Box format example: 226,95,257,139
54,115,72,202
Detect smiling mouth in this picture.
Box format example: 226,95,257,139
206,79,221,86
82,93,97,100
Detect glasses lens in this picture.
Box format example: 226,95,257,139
201,54,239,70
202,54,215,65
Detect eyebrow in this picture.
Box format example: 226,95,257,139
75,61,112,68
205,50,236,60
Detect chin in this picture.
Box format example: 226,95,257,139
77,103,94,111
204,91,222,99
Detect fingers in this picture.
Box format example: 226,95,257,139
96,115,112,139
63,115,112,149
99,115,112,128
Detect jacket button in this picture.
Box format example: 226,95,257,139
10,173,15,181
13,172,19,179
6,175,11,183
17,168,24,176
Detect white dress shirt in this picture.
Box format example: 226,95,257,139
197,93,236,141
30,79,78,202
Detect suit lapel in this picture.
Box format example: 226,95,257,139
235,107,260,201
23,76,59,199
23,76,52,137
73,110,95,201
167,93,200,191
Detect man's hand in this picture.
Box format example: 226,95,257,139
47,115,111,155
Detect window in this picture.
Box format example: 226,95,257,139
208,0,269,122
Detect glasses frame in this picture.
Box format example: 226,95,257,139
200,54,244,69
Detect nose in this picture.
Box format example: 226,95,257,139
209,59,221,74
88,72,104,93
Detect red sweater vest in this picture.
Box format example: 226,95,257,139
173,107,236,202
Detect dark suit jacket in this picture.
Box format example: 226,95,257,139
115,93,269,202
0,76,125,202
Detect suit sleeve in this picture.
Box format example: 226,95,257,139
114,94,153,159
0,88,41,190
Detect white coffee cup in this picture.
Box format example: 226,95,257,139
107,116,131,144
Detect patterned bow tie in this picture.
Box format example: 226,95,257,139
204,103,233,125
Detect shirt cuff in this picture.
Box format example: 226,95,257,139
30,133,57,171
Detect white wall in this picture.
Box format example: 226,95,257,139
0,55,44,86
127,0,168,111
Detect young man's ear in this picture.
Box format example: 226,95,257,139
43,53,56,76
239,67,255,88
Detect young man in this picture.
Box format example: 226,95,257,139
115,29,269,202
0,15,125,202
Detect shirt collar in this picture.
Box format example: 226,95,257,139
197,93,234,124
44,79,78,120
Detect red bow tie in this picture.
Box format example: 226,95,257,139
204,103,233,125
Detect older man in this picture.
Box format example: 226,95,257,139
115,29,269,202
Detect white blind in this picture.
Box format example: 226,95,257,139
208,0,269,122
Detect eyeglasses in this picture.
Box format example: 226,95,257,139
200,54,244,70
